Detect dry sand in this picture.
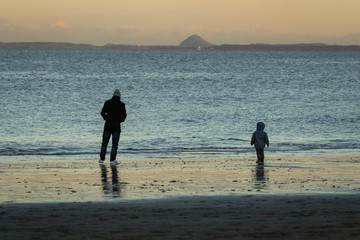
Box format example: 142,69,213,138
0,153,360,239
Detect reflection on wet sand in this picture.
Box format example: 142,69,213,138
1,154,359,203
100,165,121,198
253,164,269,191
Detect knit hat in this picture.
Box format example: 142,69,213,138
113,89,121,98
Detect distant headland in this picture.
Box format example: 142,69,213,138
1,34,360,51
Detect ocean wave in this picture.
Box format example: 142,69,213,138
0,142,359,156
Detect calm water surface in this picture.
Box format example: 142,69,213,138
0,50,359,159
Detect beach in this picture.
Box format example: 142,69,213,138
1,154,360,239
1,43,360,239
1,194,359,240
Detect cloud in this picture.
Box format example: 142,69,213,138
119,25,136,30
51,20,73,29
340,32,360,45
0,17,9,25
1,17,359,45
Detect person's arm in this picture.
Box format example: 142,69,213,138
250,133,255,145
265,133,269,147
120,104,127,122
100,102,108,120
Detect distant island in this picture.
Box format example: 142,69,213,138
1,34,360,51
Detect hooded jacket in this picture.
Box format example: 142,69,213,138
101,96,127,132
251,122,269,150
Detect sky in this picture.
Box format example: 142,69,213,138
1,0,360,45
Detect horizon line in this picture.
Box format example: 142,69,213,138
1,40,360,47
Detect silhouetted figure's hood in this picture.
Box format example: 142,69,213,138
257,122,265,131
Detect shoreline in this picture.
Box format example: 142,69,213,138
1,153,360,239
0,153,359,203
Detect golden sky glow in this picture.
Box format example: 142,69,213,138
1,0,360,45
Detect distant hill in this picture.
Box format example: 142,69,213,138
1,35,360,51
179,34,215,48
0,42,99,50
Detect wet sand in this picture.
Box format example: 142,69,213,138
1,154,360,239
0,154,359,202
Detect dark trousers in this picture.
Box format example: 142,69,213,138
100,131,120,161
256,148,265,162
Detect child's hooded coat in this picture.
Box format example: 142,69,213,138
251,122,269,150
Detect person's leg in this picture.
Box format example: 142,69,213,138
110,131,120,161
259,149,265,163
256,148,262,163
100,131,111,160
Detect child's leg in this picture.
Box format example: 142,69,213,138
259,149,265,162
256,149,262,163
256,148,264,163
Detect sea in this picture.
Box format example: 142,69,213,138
0,49,359,160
